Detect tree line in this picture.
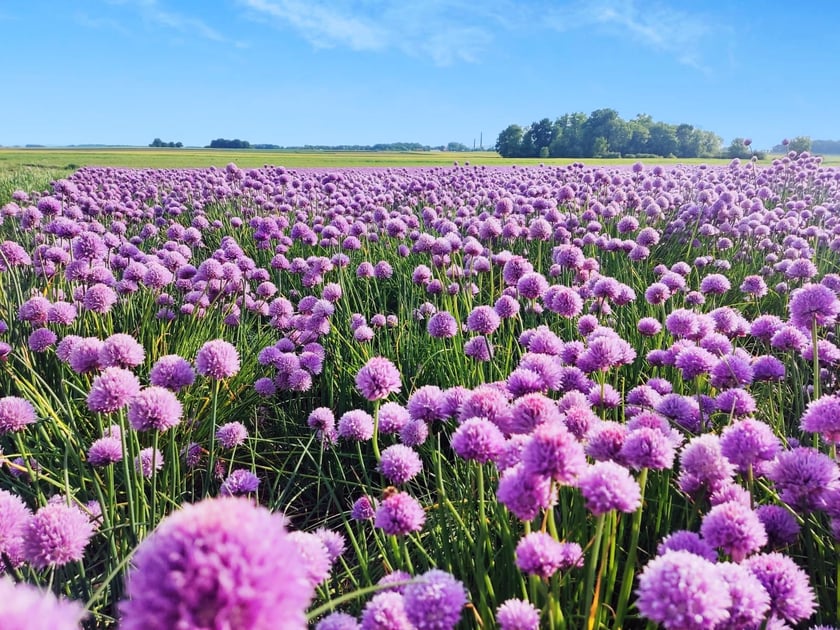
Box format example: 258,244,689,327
149,138,183,148
495,109,729,159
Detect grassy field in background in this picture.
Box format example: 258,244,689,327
3,147,833,175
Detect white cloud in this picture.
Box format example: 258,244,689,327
545,0,719,72
104,0,232,44
238,0,499,65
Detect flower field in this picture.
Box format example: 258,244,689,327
0,153,839,629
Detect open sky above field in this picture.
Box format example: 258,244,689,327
2,1,839,150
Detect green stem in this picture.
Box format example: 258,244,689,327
614,468,648,628
583,514,606,628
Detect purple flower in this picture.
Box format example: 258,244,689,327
407,385,446,423
400,419,429,447
578,461,641,515
316,612,360,630
0,577,86,630
149,354,195,392
496,464,556,521
766,447,839,512
517,272,548,300
720,418,780,474
716,562,771,629
134,447,164,478
215,421,249,448
28,327,57,352
338,410,375,442
313,527,346,564
743,552,816,624
636,551,731,630
522,421,586,484
800,394,840,443
127,386,182,432
620,427,676,470
515,532,571,579
674,346,716,380
466,305,500,335
0,488,31,566
657,530,717,562
23,502,95,569
710,353,754,389
87,367,141,414
351,496,376,521
374,490,425,535
220,469,260,496
450,417,505,463
119,497,313,630
83,283,118,313
0,396,37,434
360,592,412,630
99,333,145,368
700,273,731,295
495,598,540,630
355,357,402,401
87,437,123,466
427,311,458,339
700,500,767,562
637,317,662,336
585,421,628,463
789,282,840,329
464,336,493,361
377,402,410,435
378,445,423,485
678,434,736,497
494,295,520,319
195,339,240,379
403,569,466,629
755,505,800,548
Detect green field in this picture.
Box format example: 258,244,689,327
4,146,831,174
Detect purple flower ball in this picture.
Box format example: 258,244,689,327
28,327,57,352
495,598,540,630
636,550,731,630
579,461,641,515
83,283,118,313
678,434,736,497
400,419,429,447
87,437,123,466
356,357,402,401
378,402,410,434
220,469,260,496
0,577,86,630
756,505,800,548
466,305,500,335
360,592,411,630
0,488,31,565
521,421,587,484
23,502,95,569
620,427,676,470
700,273,731,295
374,491,426,536
378,445,423,485
494,294,520,319
700,500,767,562
766,447,839,512
515,532,569,579
450,417,505,463
716,562,771,629
407,385,447,423
0,396,37,434
720,418,780,474
789,282,840,329
316,612,360,630
127,386,182,432
195,339,240,379
403,569,466,629
215,421,248,448
351,496,376,521
800,394,840,443
637,317,662,336
149,354,195,392
134,447,164,478
743,552,816,624
87,367,141,414
338,410,375,442
496,464,556,521
464,335,494,362
99,333,145,368
657,530,717,562
119,497,313,630
427,311,458,339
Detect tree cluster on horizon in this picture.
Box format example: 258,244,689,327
149,138,183,148
495,109,728,159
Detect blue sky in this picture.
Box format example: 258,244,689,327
2,1,838,149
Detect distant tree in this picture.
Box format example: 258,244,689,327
787,136,812,153
727,138,753,159
812,139,840,155
549,113,587,157
646,123,678,157
149,138,182,148
525,118,556,157
447,142,470,152
495,125,524,158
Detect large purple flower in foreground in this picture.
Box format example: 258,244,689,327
87,367,141,414
578,461,641,516
635,550,731,630
800,394,840,443
743,552,816,624
23,502,95,569
120,497,312,630
700,500,767,562
495,598,540,630
355,357,402,401
195,339,240,379
403,569,466,629
789,282,840,329
148,354,195,391
127,386,182,432
374,490,425,536
0,576,86,630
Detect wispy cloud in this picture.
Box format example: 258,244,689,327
103,0,232,44
544,0,720,72
238,0,500,65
